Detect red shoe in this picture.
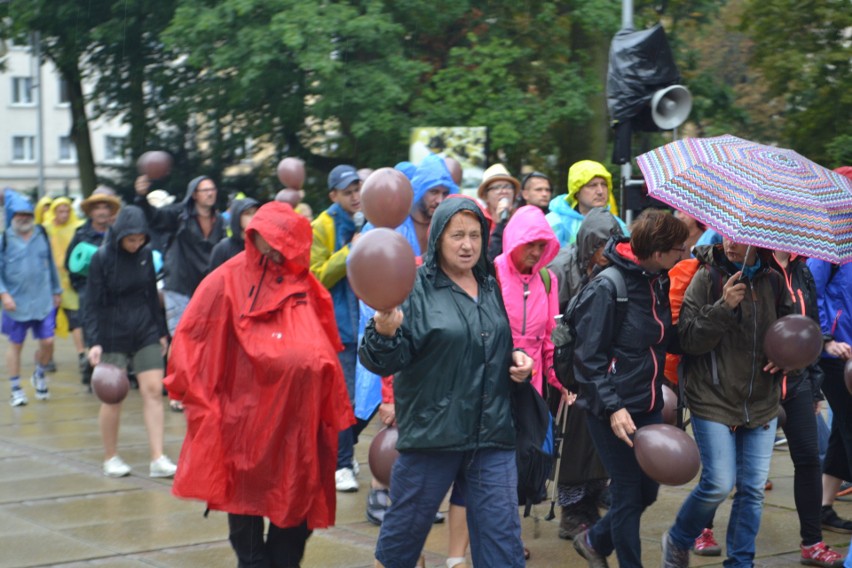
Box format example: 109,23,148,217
801,541,844,567
692,528,722,556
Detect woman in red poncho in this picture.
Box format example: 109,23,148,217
165,201,354,567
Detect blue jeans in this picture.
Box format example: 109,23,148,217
586,410,661,568
375,449,524,568
668,415,777,568
336,344,357,470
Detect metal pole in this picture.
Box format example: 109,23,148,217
33,32,45,199
622,0,634,30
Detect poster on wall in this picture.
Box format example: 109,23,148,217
409,127,487,195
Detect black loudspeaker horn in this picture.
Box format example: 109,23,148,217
651,85,693,130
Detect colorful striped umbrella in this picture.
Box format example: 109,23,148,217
636,135,852,264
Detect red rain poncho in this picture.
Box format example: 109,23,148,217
165,201,354,529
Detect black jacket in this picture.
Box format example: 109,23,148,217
64,220,108,293
135,176,226,296
572,237,675,420
360,198,517,452
83,206,167,353
208,198,260,273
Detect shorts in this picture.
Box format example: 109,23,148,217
101,343,164,374
64,308,81,330
2,310,56,344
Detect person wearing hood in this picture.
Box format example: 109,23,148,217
0,190,62,406
662,240,790,568
310,164,364,493
83,205,175,479
546,207,624,540
546,160,628,247
164,202,353,568
44,198,84,371
360,198,533,568
34,196,53,226
569,210,687,568
208,198,259,273
134,174,226,337
477,163,521,261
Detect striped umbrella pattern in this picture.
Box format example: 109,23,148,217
636,135,852,264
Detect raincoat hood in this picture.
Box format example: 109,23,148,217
423,197,491,280
410,154,459,207
576,207,625,269
499,205,560,273
106,205,150,250
395,161,417,180
566,160,619,215
46,197,81,227
4,188,35,227
35,196,53,225
229,198,260,244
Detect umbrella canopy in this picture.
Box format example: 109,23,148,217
636,135,852,264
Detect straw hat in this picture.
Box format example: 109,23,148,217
477,164,521,200
80,190,121,216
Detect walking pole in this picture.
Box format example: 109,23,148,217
545,396,569,521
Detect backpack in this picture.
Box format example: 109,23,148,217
551,266,628,390
513,378,555,517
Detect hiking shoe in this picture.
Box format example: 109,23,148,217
30,374,49,401
821,506,852,533
335,467,358,492
366,487,390,525
352,457,360,477
559,506,589,540
573,528,609,568
103,456,131,477
9,387,27,407
692,528,722,556
662,530,690,568
149,455,177,478
801,541,844,567
836,481,852,500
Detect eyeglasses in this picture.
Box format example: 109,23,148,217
486,183,515,194
195,187,217,194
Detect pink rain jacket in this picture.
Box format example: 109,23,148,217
494,205,561,394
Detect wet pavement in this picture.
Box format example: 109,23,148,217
1,338,849,567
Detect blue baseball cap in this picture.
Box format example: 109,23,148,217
328,165,360,191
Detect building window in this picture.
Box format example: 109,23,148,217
104,135,126,163
59,136,76,162
12,77,34,105
12,136,36,162
58,78,70,105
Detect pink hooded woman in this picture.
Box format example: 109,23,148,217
494,205,562,395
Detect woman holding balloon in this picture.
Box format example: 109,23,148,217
359,197,533,568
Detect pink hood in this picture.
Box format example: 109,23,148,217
494,206,561,394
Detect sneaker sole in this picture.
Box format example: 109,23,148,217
821,524,852,534
35,392,49,401
693,548,722,557
150,471,176,478
104,470,131,478
336,485,358,493
9,399,27,407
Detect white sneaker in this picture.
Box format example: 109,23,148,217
9,388,27,407
352,457,361,477
30,373,49,401
335,467,358,492
149,455,177,478
103,456,131,477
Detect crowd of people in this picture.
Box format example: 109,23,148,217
2,158,851,568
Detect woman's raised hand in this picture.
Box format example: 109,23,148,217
374,308,404,337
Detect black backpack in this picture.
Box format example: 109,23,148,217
551,266,628,390
513,379,555,517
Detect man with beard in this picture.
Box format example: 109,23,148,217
0,190,61,406
66,189,122,386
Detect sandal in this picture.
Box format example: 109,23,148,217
169,399,184,412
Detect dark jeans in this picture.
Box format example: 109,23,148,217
781,381,823,545
227,514,311,568
336,344,357,469
820,358,852,482
586,410,661,568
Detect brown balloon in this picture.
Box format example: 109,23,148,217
348,228,416,311
357,168,374,182
661,384,678,426
360,168,414,229
368,426,400,487
92,363,130,405
276,157,306,189
444,156,463,186
633,424,700,486
137,151,173,180
845,360,852,395
275,189,301,207
763,315,823,371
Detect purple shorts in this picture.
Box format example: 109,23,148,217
2,310,56,344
